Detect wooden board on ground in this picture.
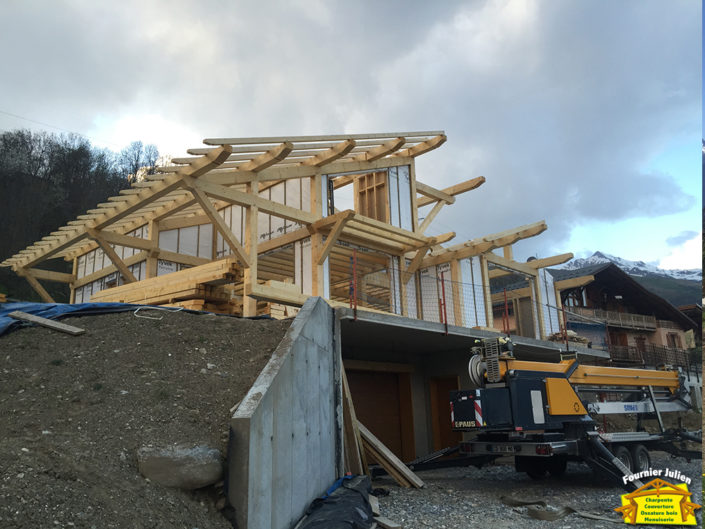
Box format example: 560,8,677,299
374,516,403,528
368,494,380,516
8,311,85,336
358,421,424,489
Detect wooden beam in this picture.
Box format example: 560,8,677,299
556,275,595,290
489,252,575,279
13,146,232,269
73,251,148,288
317,211,354,265
415,182,455,205
188,186,250,268
403,247,429,282
202,130,443,146
416,176,485,208
18,270,55,303
483,252,537,277
190,178,318,224
86,230,155,251
86,228,137,283
418,200,446,234
239,142,293,172
24,268,75,283
352,137,405,162
158,213,210,231
300,139,356,167
392,133,446,158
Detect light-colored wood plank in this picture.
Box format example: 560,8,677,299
188,186,250,267
415,181,455,205
24,268,75,283
352,137,405,162
393,133,446,158
416,176,485,208
357,422,424,489
9,311,85,335
300,139,356,167
202,131,443,146
87,228,137,283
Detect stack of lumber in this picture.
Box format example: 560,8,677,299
547,330,590,345
91,258,240,310
0,293,6,303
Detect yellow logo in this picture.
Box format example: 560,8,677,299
615,478,701,525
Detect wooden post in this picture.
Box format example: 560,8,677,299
503,245,513,260
398,256,408,317
243,182,259,316
146,220,160,278
450,259,463,327
479,255,493,329
532,273,546,340
69,257,77,303
409,160,419,232
310,174,325,296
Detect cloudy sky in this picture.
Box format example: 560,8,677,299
0,0,701,269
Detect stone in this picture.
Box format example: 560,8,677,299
137,444,223,490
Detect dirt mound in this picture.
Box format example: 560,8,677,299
0,309,291,529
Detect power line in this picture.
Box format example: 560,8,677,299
0,108,124,150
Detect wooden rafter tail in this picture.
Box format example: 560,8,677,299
392,133,446,158
352,137,405,162
415,181,455,204
416,176,485,208
483,252,537,276
300,139,356,167
238,142,293,172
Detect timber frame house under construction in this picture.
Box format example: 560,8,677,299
1,130,574,340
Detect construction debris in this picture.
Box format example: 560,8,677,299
358,422,425,489
8,310,86,335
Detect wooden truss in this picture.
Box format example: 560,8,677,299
0,129,557,326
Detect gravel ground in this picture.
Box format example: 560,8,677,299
376,453,702,528
0,310,291,529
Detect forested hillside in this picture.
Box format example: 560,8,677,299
0,130,157,301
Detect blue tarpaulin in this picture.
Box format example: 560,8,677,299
0,302,156,336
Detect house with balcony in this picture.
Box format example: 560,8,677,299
549,263,697,367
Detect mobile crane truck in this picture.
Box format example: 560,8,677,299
450,337,702,489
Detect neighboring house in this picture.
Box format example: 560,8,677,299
550,263,697,367
489,262,697,368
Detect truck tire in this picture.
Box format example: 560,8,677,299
547,456,567,477
516,456,547,479
613,445,633,473
630,444,650,473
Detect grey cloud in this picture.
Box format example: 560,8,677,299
666,230,699,247
0,0,699,261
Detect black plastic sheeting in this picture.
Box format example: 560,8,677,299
295,475,375,529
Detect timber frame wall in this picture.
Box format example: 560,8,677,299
1,130,572,339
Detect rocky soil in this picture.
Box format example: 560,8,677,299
376,452,702,528
0,309,291,529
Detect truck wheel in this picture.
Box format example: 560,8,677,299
613,445,633,473
547,456,567,477
630,444,650,473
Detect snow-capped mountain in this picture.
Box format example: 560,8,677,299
559,251,702,282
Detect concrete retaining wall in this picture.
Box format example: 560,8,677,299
228,297,342,529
